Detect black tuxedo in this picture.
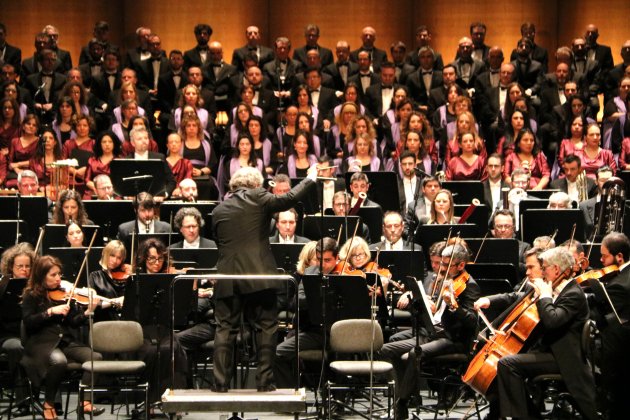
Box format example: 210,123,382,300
116,219,172,243
347,72,379,101
456,44,491,63
589,43,614,72
349,47,388,73
604,63,630,103
451,57,486,89
24,71,66,105
156,70,186,112
53,48,72,73
570,58,601,96
579,196,598,239
405,49,444,71
262,58,303,93
427,85,448,118
511,58,544,95
20,55,64,79
1,43,21,69
539,75,565,124
137,56,170,90
184,46,210,69
323,61,359,91
269,233,310,244
77,61,103,89
91,71,122,103
293,45,334,68
365,82,397,117
482,179,510,212
124,47,150,74
294,71,335,89
306,85,338,121
230,45,274,72
550,177,597,200
203,62,238,99
369,240,412,251
510,43,549,73
170,237,217,248
406,69,442,107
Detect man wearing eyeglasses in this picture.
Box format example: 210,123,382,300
473,246,597,420
491,209,531,277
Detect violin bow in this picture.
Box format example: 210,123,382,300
431,227,453,298
65,229,98,308
340,218,360,274
473,231,489,264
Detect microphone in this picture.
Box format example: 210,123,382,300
414,167,430,178
35,81,46,98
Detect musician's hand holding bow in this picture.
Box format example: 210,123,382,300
529,277,552,298
474,297,490,311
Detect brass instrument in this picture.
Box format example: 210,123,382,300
435,171,446,183
576,171,589,203
595,177,626,236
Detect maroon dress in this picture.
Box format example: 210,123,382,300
62,139,95,159
618,138,630,170
576,148,618,179
503,152,550,189
444,138,487,165
9,137,39,164
0,125,20,151
557,138,584,167
445,155,488,181
496,136,515,159
168,158,194,184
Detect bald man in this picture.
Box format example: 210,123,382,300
350,26,388,73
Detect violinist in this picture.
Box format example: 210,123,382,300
21,255,105,420
338,237,390,294
561,238,589,275
397,240,446,310
591,232,630,418
275,237,339,389
0,243,35,416
87,240,128,321
385,243,480,419
473,247,597,420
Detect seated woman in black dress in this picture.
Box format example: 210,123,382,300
21,255,104,419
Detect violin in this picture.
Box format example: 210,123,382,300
47,286,120,308
110,264,133,282
331,261,366,278
363,261,392,280
574,265,619,286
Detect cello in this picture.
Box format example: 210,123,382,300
462,266,572,395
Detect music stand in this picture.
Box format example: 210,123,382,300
520,209,585,244
70,148,93,168
270,243,305,273
123,233,180,264
441,181,484,205
415,224,479,265
371,250,424,282
302,215,360,242
518,198,548,214
122,273,195,331
454,203,489,227
168,248,218,269
110,159,166,197
466,263,519,287
463,238,519,268
526,189,561,200
0,196,48,244
400,275,436,337
344,171,401,212
0,221,27,249
356,206,383,244
42,224,102,253
48,247,104,287
302,274,371,326
83,200,135,243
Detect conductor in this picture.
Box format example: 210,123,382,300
211,166,317,392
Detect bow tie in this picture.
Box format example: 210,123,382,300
197,46,209,51
422,70,432,75
360,74,371,78
151,57,161,62
248,46,258,51
500,86,507,91
338,62,348,67
490,70,500,74
460,57,473,64
306,46,318,52
310,88,320,93
382,86,393,90
42,73,53,77
212,63,222,68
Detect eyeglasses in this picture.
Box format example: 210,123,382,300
351,253,367,260
14,264,30,270
147,256,165,264
495,224,514,230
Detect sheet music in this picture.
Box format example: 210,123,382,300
418,280,442,325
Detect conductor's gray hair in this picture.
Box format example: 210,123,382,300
229,167,264,191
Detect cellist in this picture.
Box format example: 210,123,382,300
381,242,480,419
473,247,597,420
590,232,630,419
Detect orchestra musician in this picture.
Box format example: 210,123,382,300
387,242,480,419
369,211,412,251
21,255,104,419
0,243,36,416
87,240,128,321
274,237,339,389
338,236,390,294
590,232,630,418
473,246,597,420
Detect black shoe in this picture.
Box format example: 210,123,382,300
257,384,277,392
395,399,409,419
14,403,30,417
211,384,229,393
54,402,64,416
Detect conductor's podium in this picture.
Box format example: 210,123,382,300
161,388,307,415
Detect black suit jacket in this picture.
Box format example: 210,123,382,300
116,218,172,243
406,69,442,107
365,82,397,118
293,45,334,68
211,177,315,298
2,43,21,69
53,48,72,73
590,43,614,72
170,237,217,248
203,62,238,98
91,71,122,103
262,58,303,92
125,47,149,74
25,72,66,104
349,47,388,73
347,72,380,101
21,55,64,79
309,86,338,121
183,46,210,69
511,58,544,95
549,177,597,200
231,45,274,72
137,56,170,90
451,58,486,89
482,179,510,212
579,196,598,239
510,43,549,73
323,61,359,91
269,233,310,244
156,70,186,112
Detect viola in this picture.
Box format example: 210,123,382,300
363,261,392,280
331,261,366,278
